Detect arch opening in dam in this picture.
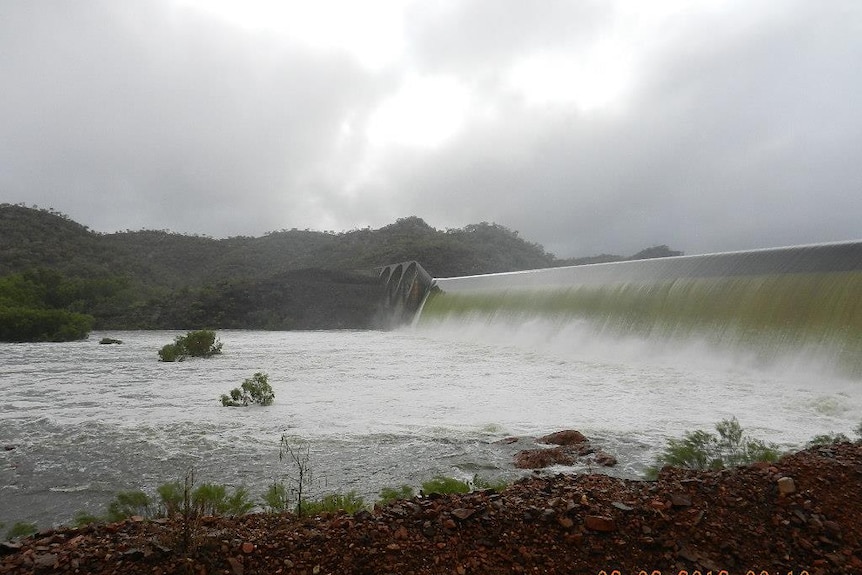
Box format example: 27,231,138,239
382,242,862,378
377,260,435,327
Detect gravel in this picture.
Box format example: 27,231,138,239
2,443,860,574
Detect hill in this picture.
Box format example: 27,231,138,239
0,204,680,332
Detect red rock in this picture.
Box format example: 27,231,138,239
593,451,618,467
514,447,576,469
227,556,244,575
1,443,861,575
584,515,616,532
670,493,692,507
777,476,796,494
241,542,255,554
33,553,58,569
451,508,475,520
537,430,588,445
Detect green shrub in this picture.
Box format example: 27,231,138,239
221,372,275,407
192,483,254,516
650,417,779,477
225,487,255,516
158,330,222,362
378,484,415,505
421,476,470,495
807,432,851,447
158,342,183,362
157,481,185,517
303,491,366,515
106,490,152,522
262,482,291,513
72,511,102,527
181,330,223,357
0,306,93,342
471,475,509,492
5,521,38,540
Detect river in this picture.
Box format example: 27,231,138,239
1,325,859,529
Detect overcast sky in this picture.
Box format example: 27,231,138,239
2,1,860,257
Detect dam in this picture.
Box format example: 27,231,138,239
381,242,862,378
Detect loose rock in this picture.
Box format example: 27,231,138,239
1,444,861,574
536,430,588,445
777,476,796,494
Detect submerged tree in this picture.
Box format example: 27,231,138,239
158,329,222,361
220,372,275,407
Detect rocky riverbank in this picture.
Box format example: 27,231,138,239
2,443,860,574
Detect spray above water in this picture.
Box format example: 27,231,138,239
411,241,862,378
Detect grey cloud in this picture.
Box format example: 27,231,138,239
1,1,860,258
353,1,862,256
2,0,384,235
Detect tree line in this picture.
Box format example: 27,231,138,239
0,204,681,340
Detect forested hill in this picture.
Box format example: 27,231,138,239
0,204,681,332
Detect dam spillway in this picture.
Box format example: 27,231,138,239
413,242,862,378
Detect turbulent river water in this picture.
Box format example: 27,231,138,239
2,325,860,529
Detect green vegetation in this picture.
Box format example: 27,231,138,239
807,432,852,447
808,423,862,447
471,475,509,492
421,476,471,495
5,521,38,540
378,484,416,505
648,417,779,478
303,491,367,515
107,490,153,522
0,306,93,342
262,482,291,513
0,269,96,342
72,511,101,527
191,483,254,516
158,329,223,362
74,471,253,529
221,372,274,407
1,204,682,331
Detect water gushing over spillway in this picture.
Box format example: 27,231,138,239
417,242,862,378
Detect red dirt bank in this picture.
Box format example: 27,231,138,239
2,443,860,575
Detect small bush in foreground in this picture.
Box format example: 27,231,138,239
421,476,470,495
107,490,152,522
649,417,779,478
262,482,291,513
471,474,509,492
5,521,38,540
303,491,366,515
158,330,222,362
72,511,101,527
378,484,416,505
807,432,851,447
221,372,274,406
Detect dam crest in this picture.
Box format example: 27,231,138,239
381,241,862,377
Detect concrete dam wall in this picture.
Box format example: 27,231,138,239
391,242,862,378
